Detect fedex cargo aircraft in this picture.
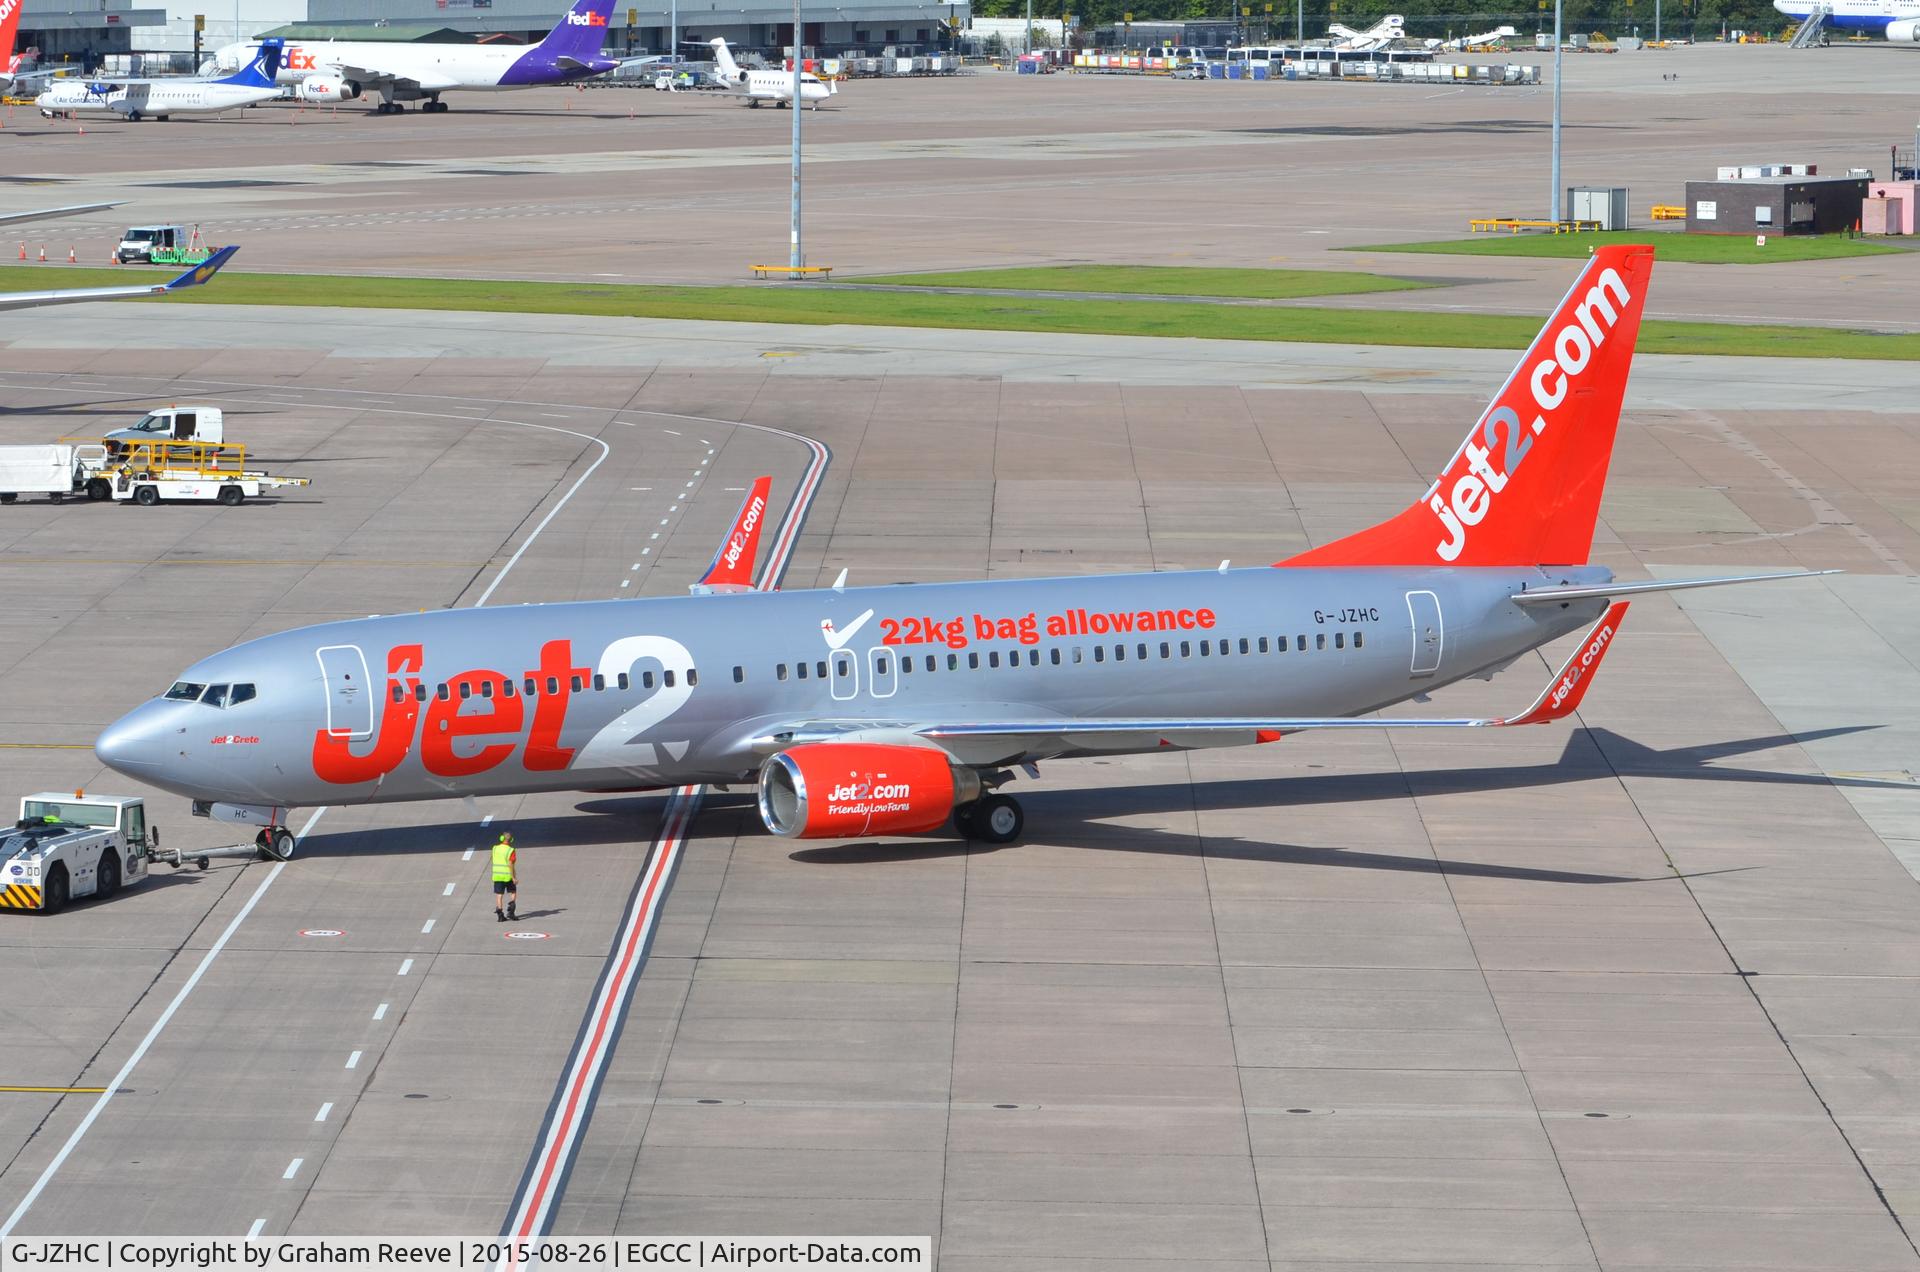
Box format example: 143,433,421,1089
212,0,620,114
95,246,1828,855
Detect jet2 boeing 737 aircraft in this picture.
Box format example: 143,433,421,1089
96,246,1831,855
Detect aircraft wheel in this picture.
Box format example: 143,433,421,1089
952,801,978,838
217,484,244,506
0,493,15,504
973,794,1024,845
134,485,160,506
95,850,120,902
127,111,142,122
258,827,295,861
41,866,69,915
86,478,111,501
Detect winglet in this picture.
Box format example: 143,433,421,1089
1499,602,1629,726
690,475,772,594
162,244,239,292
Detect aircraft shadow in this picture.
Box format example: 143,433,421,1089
301,726,1901,880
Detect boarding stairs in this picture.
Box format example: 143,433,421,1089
1787,10,1830,47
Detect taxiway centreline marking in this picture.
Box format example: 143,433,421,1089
248,1220,265,1239
0,807,326,1238
315,1104,333,1122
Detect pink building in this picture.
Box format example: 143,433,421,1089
1866,181,1916,235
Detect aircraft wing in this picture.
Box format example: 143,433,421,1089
690,476,773,594
752,602,1633,763
0,244,238,313
326,60,459,92
0,202,124,230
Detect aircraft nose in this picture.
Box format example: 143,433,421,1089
95,704,170,774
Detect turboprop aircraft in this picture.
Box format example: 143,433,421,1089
705,37,835,108
35,40,283,121
96,245,1834,856
1329,14,1406,48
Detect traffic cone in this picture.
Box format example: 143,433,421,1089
109,247,118,264
66,245,76,264
16,243,24,261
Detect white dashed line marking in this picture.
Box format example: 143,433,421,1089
620,580,630,589
443,883,456,896
649,533,659,541
373,1003,388,1020
630,486,650,491
398,959,414,976
641,548,651,555
481,815,493,827
724,486,745,492
662,429,680,436
421,919,436,935
283,1159,303,1180
345,1052,362,1070
247,1220,265,1239
315,1103,333,1123
463,847,475,861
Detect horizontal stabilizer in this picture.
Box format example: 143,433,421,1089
1513,569,1837,606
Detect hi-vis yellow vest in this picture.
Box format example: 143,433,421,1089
492,842,515,882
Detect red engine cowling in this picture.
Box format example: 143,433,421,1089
758,742,981,839
298,75,361,103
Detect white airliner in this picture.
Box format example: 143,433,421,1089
1441,24,1517,49
1329,14,1406,49
1772,0,1920,39
211,0,620,114
705,38,835,108
36,41,283,121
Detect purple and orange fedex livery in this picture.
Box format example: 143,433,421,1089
97,247,1831,851
220,0,619,112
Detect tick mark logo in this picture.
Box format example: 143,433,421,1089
821,609,875,652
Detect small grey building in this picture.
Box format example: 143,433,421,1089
1684,175,1869,236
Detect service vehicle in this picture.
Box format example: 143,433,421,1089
2,793,153,912
116,224,213,266
108,439,310,506
0,442,114,503
102,404,226,449
2,791,297,913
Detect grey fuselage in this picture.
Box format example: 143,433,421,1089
95,564,1611,810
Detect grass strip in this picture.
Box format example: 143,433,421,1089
1348,230,1908,264
7,265,1915,360
846,264,1431,299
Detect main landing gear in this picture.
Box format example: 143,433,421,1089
954,793,1024,845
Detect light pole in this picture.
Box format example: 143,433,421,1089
1549,0,1562,221
1025,0,1033,54
790,0,803,272
1296,0,1302,43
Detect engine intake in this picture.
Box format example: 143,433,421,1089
1887,18,1920,40
758,742,981,839
298,75,361,103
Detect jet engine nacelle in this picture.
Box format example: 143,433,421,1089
757,742,982,839
298,75,361,102
1886,18,1920,40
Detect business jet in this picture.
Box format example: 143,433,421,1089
705,37,835,108
1329,14,1406,49
211,0,620,114
96,246,1833,857
1771,0,1920,39
36,40,282,121
0,245,237,312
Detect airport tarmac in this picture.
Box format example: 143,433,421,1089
2,302,1919,1269
3,43,1918,330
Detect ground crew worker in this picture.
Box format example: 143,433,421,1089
492,831,518,922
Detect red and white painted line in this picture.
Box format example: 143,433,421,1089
499,422,831,1244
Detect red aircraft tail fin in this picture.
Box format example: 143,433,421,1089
1285,244,1654,568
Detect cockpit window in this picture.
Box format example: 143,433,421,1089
203,684,230,708
229,684,256,706
164,681,205,702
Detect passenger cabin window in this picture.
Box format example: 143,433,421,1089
616,673,629,690
795,663,808,680
664,671,677,688
1316,634,1326,651
437,685,450,701
165,681,205,702
392,685,406,703
1353,631,1364,649
687,669,699,687
480,680,495,699
777,664,789,682
593,674,605,691
816,661,828,679
546,677,559,695
571,675,585,693
525,678,538,697
733,666,745,683
1334,633,1345,649
969,653,980,670
458,683,473,700
416,685,429,702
